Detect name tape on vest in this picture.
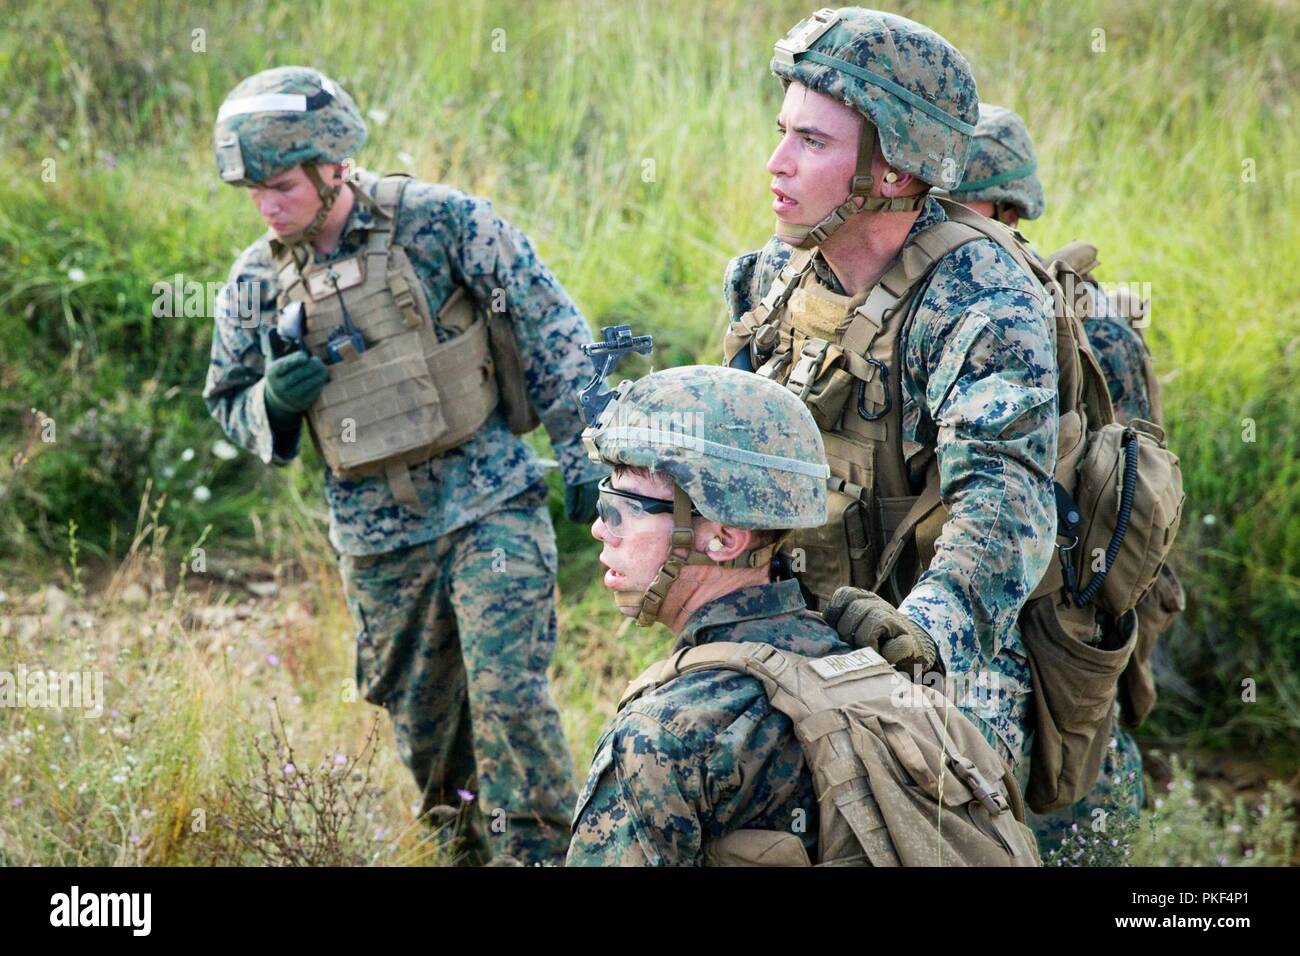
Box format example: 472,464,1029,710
809,645,887,680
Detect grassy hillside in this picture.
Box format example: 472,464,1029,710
1,0,1297,863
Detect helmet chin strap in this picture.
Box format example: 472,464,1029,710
624,486,785,628
775,124,927,249
272,163,344,249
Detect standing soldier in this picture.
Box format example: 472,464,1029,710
723,8,1060,778
204,67,604,865
946,102,1185,851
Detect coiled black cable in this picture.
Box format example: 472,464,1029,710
1075,431,1139,607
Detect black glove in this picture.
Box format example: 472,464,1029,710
822,586,941,672
564,478,601,524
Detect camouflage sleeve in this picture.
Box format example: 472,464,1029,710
722,250,761,323
201,250,299,466
566,713,704,867
722,237,793,322
449,193,607,487
898,274,1059,663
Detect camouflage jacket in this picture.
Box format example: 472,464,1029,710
721,197,1059,763
203,169,607,556
566,579,850,866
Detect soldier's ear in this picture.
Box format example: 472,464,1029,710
880,168,919,197
705,524,754,563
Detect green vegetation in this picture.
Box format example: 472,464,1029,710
1,0,1296,863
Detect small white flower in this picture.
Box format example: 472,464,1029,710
67,267,87,283
211,439,239,461
181,447,196,462
366,108,389,125
192,485,212,503
1203,514,1217,526
397,151,415,166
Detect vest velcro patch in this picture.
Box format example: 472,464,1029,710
305,255,365,300
808,645,887,680
788,285,851,340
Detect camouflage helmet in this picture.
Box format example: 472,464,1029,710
214,66,366,186
584,365,829,529
772,8,979,192
584,365,829,626
949,104,1046,220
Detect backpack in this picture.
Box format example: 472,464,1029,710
620,640,1041,866
1048,241,1186,732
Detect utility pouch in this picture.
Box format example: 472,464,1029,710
1021,596,1137,813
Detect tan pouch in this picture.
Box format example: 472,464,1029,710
783,484,872,606
804,365,855,432
1022,597,1137,813
1073,420,1184,616
1119,562,1185,728
439,287,539,436
705,829,812,866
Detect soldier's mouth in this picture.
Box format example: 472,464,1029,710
771,185,798,216
600,555,628,588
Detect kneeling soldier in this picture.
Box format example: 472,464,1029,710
567,364,1038,866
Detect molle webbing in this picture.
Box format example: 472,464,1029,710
274,174,498,508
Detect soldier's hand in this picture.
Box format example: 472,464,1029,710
264,350,329,421
823,586,940,672
564,478,601,524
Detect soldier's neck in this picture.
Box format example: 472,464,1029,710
818,206,921,296
659,569,772,636
311,186,357,257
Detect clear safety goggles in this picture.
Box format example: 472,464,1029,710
595,475,698,540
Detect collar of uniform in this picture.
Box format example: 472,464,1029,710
675,579,808,649
809,194,948,294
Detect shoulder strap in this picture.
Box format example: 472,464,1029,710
364,173,410,255
726,247,817,362
617,642,792,711
933,197,1041,278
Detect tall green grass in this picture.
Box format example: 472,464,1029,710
1,0,1297,766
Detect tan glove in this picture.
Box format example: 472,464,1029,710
822,586,941,672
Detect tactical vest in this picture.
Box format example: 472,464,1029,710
272,174,538,509
619,640,1040,866
724,198,1183,812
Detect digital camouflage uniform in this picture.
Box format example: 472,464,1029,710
567,364,834,865
723,195,1059,771
948,102,1147,851
567,580,850,865
205,69,604,864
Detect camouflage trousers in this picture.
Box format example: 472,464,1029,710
339,480,576,865
1024,706,1145,856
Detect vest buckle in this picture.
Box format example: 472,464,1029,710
787,337,830,401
